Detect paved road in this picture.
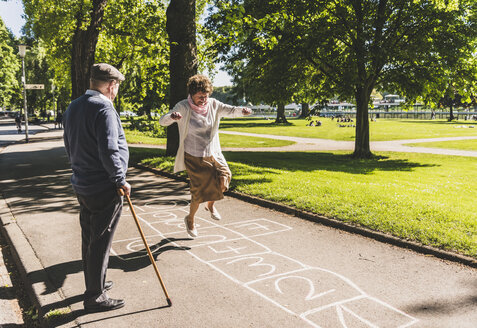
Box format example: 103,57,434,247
0,127,476,327
0,117,53,149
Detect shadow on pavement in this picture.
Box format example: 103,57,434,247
47,305,170,328
404,280,477,315
1,142,191,326
28,238,190,297
33,239,189,326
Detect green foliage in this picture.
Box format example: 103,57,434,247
207,0,477,155
22,0,172,114
0,18,21,109
23,42,56,116
23,0,78,110
43,307,71,320
212,86,247,106
20,0,219,116
126,117,166,138
98,0,170,115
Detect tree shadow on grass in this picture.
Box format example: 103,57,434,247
223,151,437,175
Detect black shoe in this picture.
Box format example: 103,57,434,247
104,281,113,291
84,298,125,313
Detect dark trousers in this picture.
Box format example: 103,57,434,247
76,188,122,306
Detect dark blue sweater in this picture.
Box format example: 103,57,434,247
63,90,129,195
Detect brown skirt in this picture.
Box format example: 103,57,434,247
184,152,232,203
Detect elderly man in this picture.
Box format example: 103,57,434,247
63,63,130,312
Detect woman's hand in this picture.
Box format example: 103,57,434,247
170,112,182,120
242,108,253,115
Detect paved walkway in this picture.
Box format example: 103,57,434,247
0,117,55,149
219,131,477,157
0,117,56,327
0,118,476,327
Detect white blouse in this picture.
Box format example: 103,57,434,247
184,110,214,157
159,98,245,173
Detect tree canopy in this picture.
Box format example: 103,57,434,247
207,0,477,157
20,0,216,119
0,18,20,110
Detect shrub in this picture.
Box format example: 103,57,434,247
127,117,166,138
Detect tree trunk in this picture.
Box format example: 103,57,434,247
275,103,288,123
165,0,197,156
71,0,108,100
299,102,309,118
449,103,455,121
353,86,372,158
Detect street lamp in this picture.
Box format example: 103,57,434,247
51,84,57,120
18,44,29,142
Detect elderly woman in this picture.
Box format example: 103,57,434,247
160,75,252,237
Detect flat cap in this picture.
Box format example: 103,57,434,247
90,63,125,82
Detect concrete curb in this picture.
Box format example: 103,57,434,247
0,195,65,327
135,163,477,269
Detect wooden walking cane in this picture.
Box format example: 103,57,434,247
118,189,172,306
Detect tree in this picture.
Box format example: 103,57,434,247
209,0,477,158
70,0,108,99
23,41,55,117
23,0,172,114
211,86,246,105
206,1,305,124
0,18,20,110
421,48,477,120
23,0,103,102
165,0,197,156
97,0,170,116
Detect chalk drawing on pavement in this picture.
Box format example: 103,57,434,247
111,198,418,328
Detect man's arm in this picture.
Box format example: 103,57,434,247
62,114,71,161
95,108,128,192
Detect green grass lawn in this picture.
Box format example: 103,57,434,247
125,129,167,145
407,138,477,151
125,127,295,148
129,147,477,258
220,117,477,141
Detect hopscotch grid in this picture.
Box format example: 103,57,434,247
340,304,379,328
114,198,419,328
205,251,273,264
336,305,349,328
366,295,420,321
300,295,368,318
244,267,310,287
142,208,277,254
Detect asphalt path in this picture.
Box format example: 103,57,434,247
0,122,476,327
0,116,53,149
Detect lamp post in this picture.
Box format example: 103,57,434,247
51,84,56,122
18,44,29,143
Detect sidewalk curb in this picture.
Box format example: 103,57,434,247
135,163,477,269
0,195,65,327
